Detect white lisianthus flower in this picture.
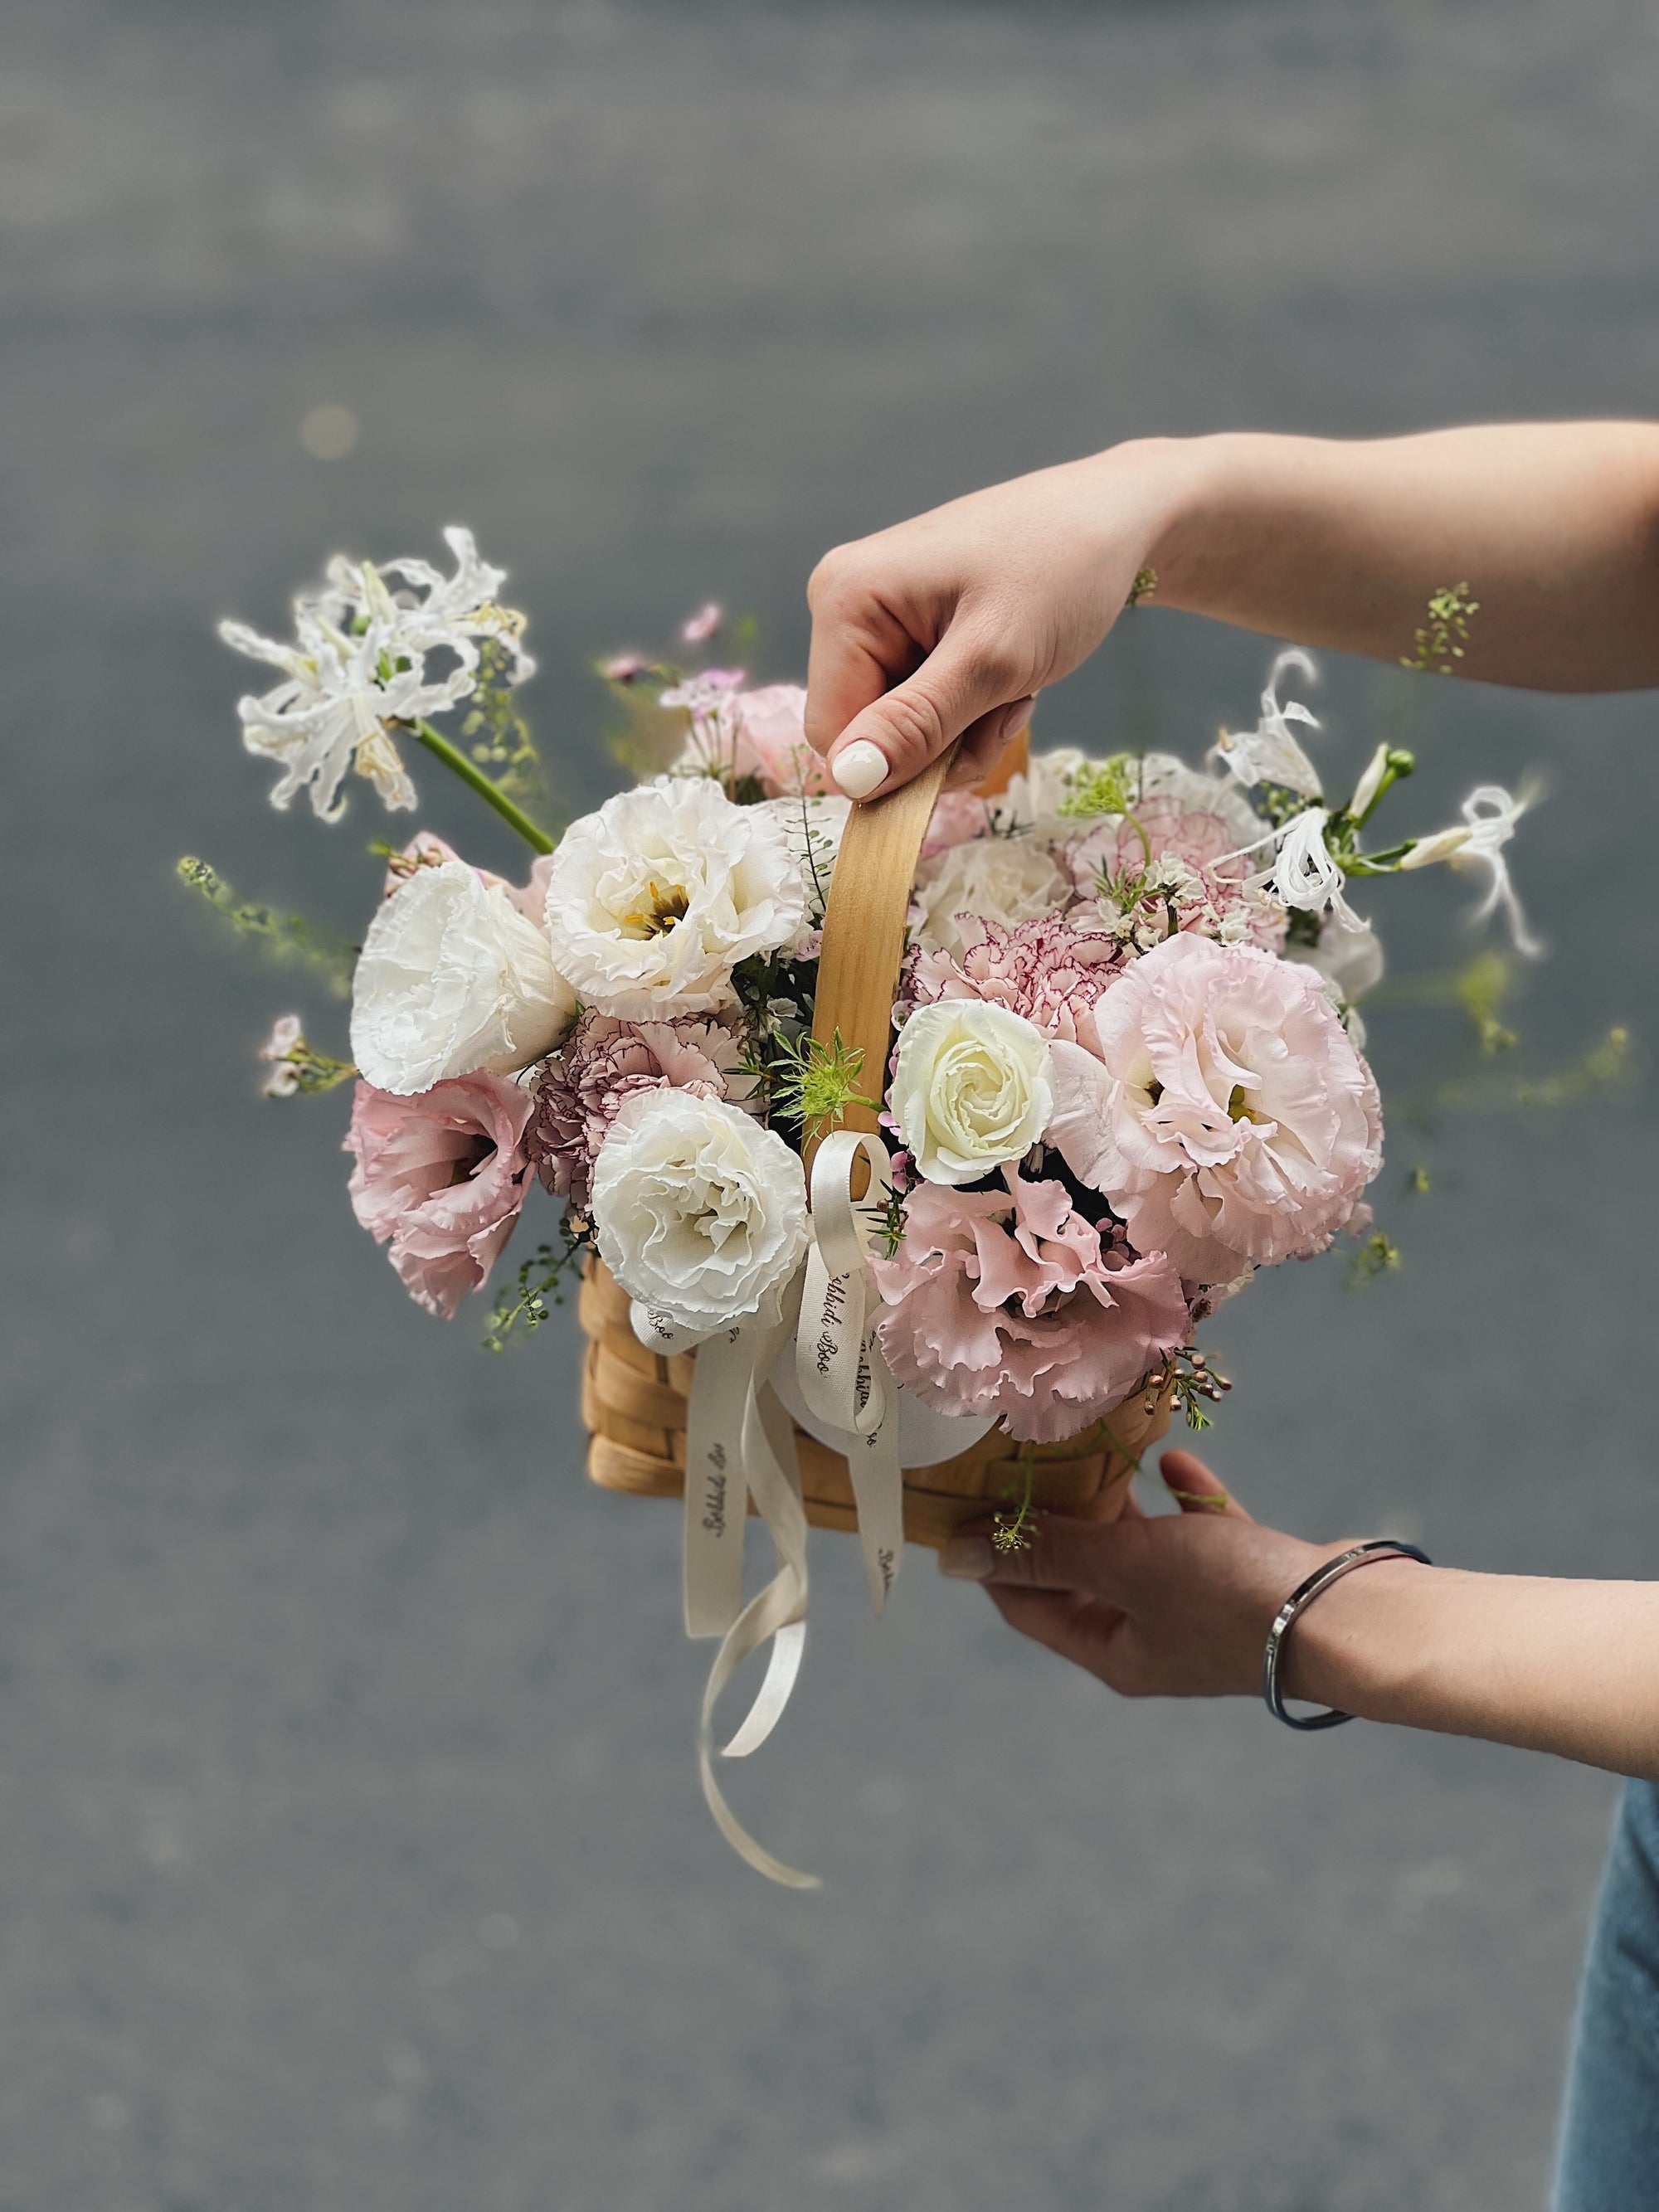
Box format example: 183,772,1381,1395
912,835,1069,958
1287,912,1385,1005
892,999,1056,1187
591,1090,810,1336
755,794,852,912
544,777,809,1018
351,860,575,1095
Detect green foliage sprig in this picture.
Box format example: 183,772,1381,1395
1058,753,1137,819
177,857,357,994
1404,583,1480,675
483,1229,591,1354
461,635,559,832
766,1029,873,1145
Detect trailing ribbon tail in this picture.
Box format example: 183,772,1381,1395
797,1130,906,1614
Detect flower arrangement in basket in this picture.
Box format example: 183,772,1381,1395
198,535,1540,1885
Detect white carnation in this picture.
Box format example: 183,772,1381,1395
350,860,575,1095
891,999,1056,1187
544,777,809,1018
912,835,1068,958
591,1089,810,1334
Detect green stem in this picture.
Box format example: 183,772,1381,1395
411,720,554,853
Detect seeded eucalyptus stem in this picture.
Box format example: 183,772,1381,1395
410,719,555,854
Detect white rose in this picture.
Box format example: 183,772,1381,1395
912,834,1069,958
591,1089,810,1334
544,776,809,1018
350,859,575,1095
891,999,1056,1187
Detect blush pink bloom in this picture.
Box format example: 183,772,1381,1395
919,790,997,860
734,684,831,797
898,912,1124,1045
871,1172,1190,1444
1060,795,1284,951
344,1073,534,1319
527,1009,751,1209
1047,931,1383,1283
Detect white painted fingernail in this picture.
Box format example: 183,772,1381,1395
831,739,888,800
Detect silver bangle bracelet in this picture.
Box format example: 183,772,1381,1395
1262,1539,1432,1732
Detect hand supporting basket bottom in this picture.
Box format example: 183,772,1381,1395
580,1258,1177,1548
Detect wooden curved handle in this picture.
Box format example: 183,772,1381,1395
805,727,1031,1169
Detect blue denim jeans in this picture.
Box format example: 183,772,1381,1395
1555,1780,1659,2209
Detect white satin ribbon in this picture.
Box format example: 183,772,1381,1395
636,1128,907,1887
795,1130,904,1615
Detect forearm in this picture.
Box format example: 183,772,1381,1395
1135,424,1659,692
1289,1561,1659,1779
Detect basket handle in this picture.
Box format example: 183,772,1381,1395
805,728,1029,1167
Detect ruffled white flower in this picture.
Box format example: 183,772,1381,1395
591,1089,810,1335
1211,648,1323,798
1399,784,1540,955
912,834,1069,958
891,999,1056,1187
351,860,575,1095
1285,912,1384,1048
755,795,851,916
221,528,531,821
1137,753,1271,848
544,776,809,1018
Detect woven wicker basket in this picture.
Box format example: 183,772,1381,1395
580,733,1175,1548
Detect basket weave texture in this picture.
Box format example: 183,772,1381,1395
579,732,1175,1548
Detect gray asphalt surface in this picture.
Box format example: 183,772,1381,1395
4,2,1659,2205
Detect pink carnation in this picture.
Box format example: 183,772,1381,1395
344,1073,534,1319
898,912,1124,1045
871,1172,1190,1445
1060,795,1284,951
1047,931,1383,1283
527,1009,750,1208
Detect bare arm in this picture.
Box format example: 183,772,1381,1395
806,423,1659,800
941,1452,1659,1782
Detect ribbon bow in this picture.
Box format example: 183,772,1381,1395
638,1128,905,1888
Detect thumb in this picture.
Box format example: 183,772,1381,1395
826,625,1029,800
1160,1449,1253,1521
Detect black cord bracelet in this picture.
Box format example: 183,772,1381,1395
1262,1539,1433,1732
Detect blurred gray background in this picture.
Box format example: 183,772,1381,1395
4,1,1658,2205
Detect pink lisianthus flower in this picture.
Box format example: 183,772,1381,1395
1060,795,1284,952
733,684,830,797
526,1009,752,1209
1047,931,1383,1284
344,1073,535,1319
870,1171,1190,1444
898,912,1124,1045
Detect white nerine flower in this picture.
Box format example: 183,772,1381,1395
1399,784,1540,955
1267,807,1366,933
544,776,809,1018
1211,648,1323,798
1348,742,1392,821
220,528,531,821
591,1090,810,1336
912,834,1069,959
351,861,575,1095
892,999,1056,1187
